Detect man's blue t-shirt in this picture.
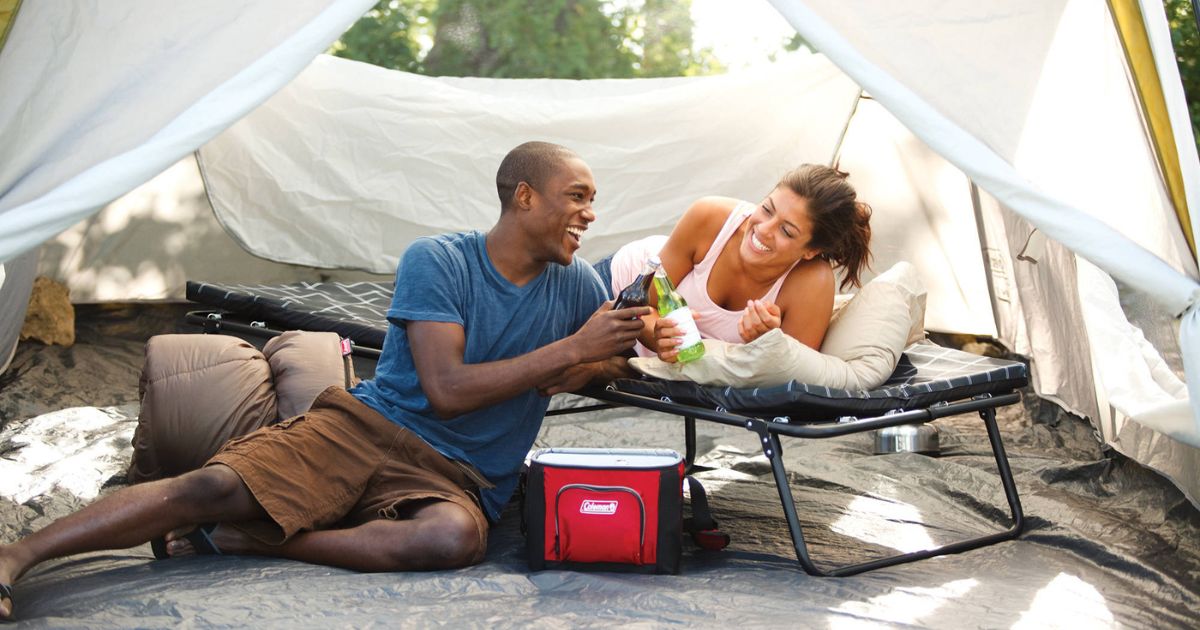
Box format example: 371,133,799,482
351,231,607,521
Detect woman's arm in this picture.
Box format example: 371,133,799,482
768,259,836,349
639,197,735,353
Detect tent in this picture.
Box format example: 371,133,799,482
0,0,1198,624
2,0,1197,502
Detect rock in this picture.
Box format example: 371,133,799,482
961,340,1004,358
20,276,75,347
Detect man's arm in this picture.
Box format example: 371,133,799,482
409,302,649,419
534,355,635,397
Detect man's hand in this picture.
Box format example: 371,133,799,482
408,303,646,419
536,356,634,396
737,299,781,343
568,301,652,363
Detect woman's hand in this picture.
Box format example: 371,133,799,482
738,299,782,343
652,310,702,363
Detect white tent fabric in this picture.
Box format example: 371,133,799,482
1077,257,1200,504
835,99,999,336
0,249,37,374
30,156,388,304
199,55,857,272
770,0,1200,449
0,0,376,264
198,52,996,335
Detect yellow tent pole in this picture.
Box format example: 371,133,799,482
0,0,22,55
1109,0,1197,258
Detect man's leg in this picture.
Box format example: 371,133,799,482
169,499,484,572
168,389,492,573
0,464,262,619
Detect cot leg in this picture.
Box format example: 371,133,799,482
761,404,1024,576
684,416,697,472
982,407,1025,535
762,433,825,575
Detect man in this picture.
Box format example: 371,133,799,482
0,141,649,620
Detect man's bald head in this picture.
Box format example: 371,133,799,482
496,141,582,211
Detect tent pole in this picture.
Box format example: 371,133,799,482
971,181,1003,339
829,90,864,168
0,0,23,55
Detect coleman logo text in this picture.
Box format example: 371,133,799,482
580,500,618,515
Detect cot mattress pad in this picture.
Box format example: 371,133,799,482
186,280,392,348
608,343,1029,422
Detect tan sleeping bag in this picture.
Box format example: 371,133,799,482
128,331,351,483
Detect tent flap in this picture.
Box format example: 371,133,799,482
772,0,1200,453
0,0,376,264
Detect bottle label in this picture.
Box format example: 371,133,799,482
663,306,702,350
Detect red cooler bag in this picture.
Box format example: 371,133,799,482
525,447,684,574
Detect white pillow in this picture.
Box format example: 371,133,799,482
819,261,927,387
629,262,926,391
630,329,851,388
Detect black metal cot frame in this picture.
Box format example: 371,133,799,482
186,308,1024,576
185,310,383,360
563,385,1026,577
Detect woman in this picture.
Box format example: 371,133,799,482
603,164,872,361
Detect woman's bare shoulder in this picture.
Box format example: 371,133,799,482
665,197,744,269
778,259,836,308
680,196,744,232
688,195,743,214
777,259,836,347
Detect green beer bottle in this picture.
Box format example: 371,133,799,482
650,256,705,363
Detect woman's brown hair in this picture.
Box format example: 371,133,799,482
777,164,872,291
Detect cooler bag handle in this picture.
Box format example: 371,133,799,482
684,476,730,551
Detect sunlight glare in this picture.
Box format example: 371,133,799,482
691,0,800,70
1012,573,1114,629
829,578,979,629
0,407,135,503
831,494,937,553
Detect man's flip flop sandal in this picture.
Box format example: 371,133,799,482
151,523,223,559
0,582,13,621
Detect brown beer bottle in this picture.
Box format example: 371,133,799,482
613,256,662,310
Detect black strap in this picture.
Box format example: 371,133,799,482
0,582,11,600
684,476,730,551
517,465,528,537
684,475,716,531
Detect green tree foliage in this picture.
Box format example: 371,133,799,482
329,0,434,72
423,0,638,78
1165,0,1200,149
332,0,723,79
635,0,722,77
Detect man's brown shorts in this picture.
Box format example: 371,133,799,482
207,387,490,563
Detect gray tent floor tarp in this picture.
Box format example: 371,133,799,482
1,304,1198,628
